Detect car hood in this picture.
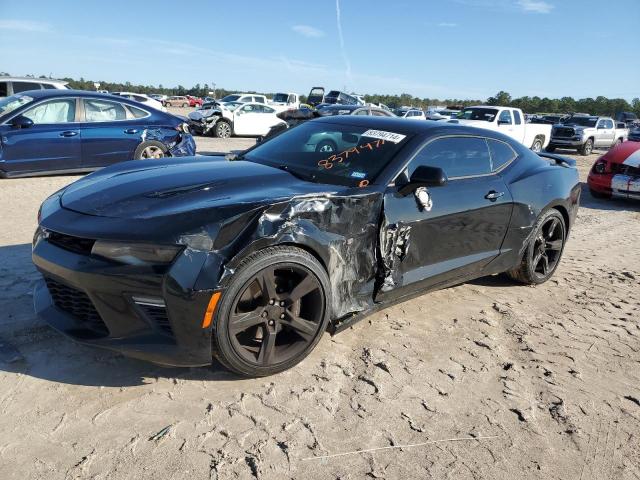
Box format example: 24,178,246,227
60,157,340,220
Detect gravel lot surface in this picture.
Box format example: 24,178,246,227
1,131,639,479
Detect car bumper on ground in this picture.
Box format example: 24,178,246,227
32,230,218,367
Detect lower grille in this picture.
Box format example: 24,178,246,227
45,278,108,336
612,163,640,177
132,298,174,337
47,231,95,255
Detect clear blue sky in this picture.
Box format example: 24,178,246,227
1,0,638,100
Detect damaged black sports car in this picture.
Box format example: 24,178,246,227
33,117,580,376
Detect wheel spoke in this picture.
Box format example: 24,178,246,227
546,239,563,251
540,254,549,275
229,310,264,335
546,218,559,239
288,273,318,302
257,267,277,301
533,251,544,271
283,312,317,340
257,327,276,365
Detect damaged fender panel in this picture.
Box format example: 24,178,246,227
204,192,384,320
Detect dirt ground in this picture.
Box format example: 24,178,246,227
0,134,639,479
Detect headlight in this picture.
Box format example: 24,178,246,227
91,241,182,265
574,129,584,136
594,160,607,174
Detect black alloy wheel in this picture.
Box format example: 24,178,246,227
212,246,330,377
507,209,566,284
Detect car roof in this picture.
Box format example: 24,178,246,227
0,76,68,85
311,115,527,143
6,90,174,115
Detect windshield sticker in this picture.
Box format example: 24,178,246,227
350,171,366,179
317,139,386,170
361,129,406,143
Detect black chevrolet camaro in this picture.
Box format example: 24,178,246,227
33,117,580,377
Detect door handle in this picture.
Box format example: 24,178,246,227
59,131,78,137
485,190,504,201
124,128,139,134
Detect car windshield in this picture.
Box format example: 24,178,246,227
564,117,597,127
272,93,288,102
457,108,498,122
222,102,242,111
0,94,34,117
221,94,241,102
243,121,412,187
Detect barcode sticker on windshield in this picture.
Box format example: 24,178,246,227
361,129,406,144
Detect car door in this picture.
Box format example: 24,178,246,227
232,104,262,135
512,109,526,143
0,97,81,175
80,97,145,167
375,135,514,302
497,109,518,141
254,105,279,135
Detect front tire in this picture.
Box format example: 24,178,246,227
133,141,167,159
579,138,594,156
507,209,566,285
212,246,330,377
214,120,232,138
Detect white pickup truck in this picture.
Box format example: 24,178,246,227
450,106,551,152
269,92,300,112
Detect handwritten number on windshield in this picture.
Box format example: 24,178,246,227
317,139,385,170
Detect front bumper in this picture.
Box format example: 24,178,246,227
549,137,584,148
588,172,640,199
32,229,217,367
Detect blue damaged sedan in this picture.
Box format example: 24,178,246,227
0,90,195,178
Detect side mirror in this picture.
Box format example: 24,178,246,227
398,165,447,195
597,124,605,129
11,115,34,129
497,119,510,126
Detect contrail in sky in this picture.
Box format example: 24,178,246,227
335,0,353,89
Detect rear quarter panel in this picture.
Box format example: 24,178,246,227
492,148,580,272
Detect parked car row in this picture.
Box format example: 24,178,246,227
0,90,195,177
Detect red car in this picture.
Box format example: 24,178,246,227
588,141,640,200
186,95,203,107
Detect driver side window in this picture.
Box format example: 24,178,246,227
408,136,492,179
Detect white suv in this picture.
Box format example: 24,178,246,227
0,77,69,98
220,93,268,104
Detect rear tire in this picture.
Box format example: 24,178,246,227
531,137,544,153
211,246,330,377
133,140,167,159
579,138,594,156
612,138,623,148
507,209,566,285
